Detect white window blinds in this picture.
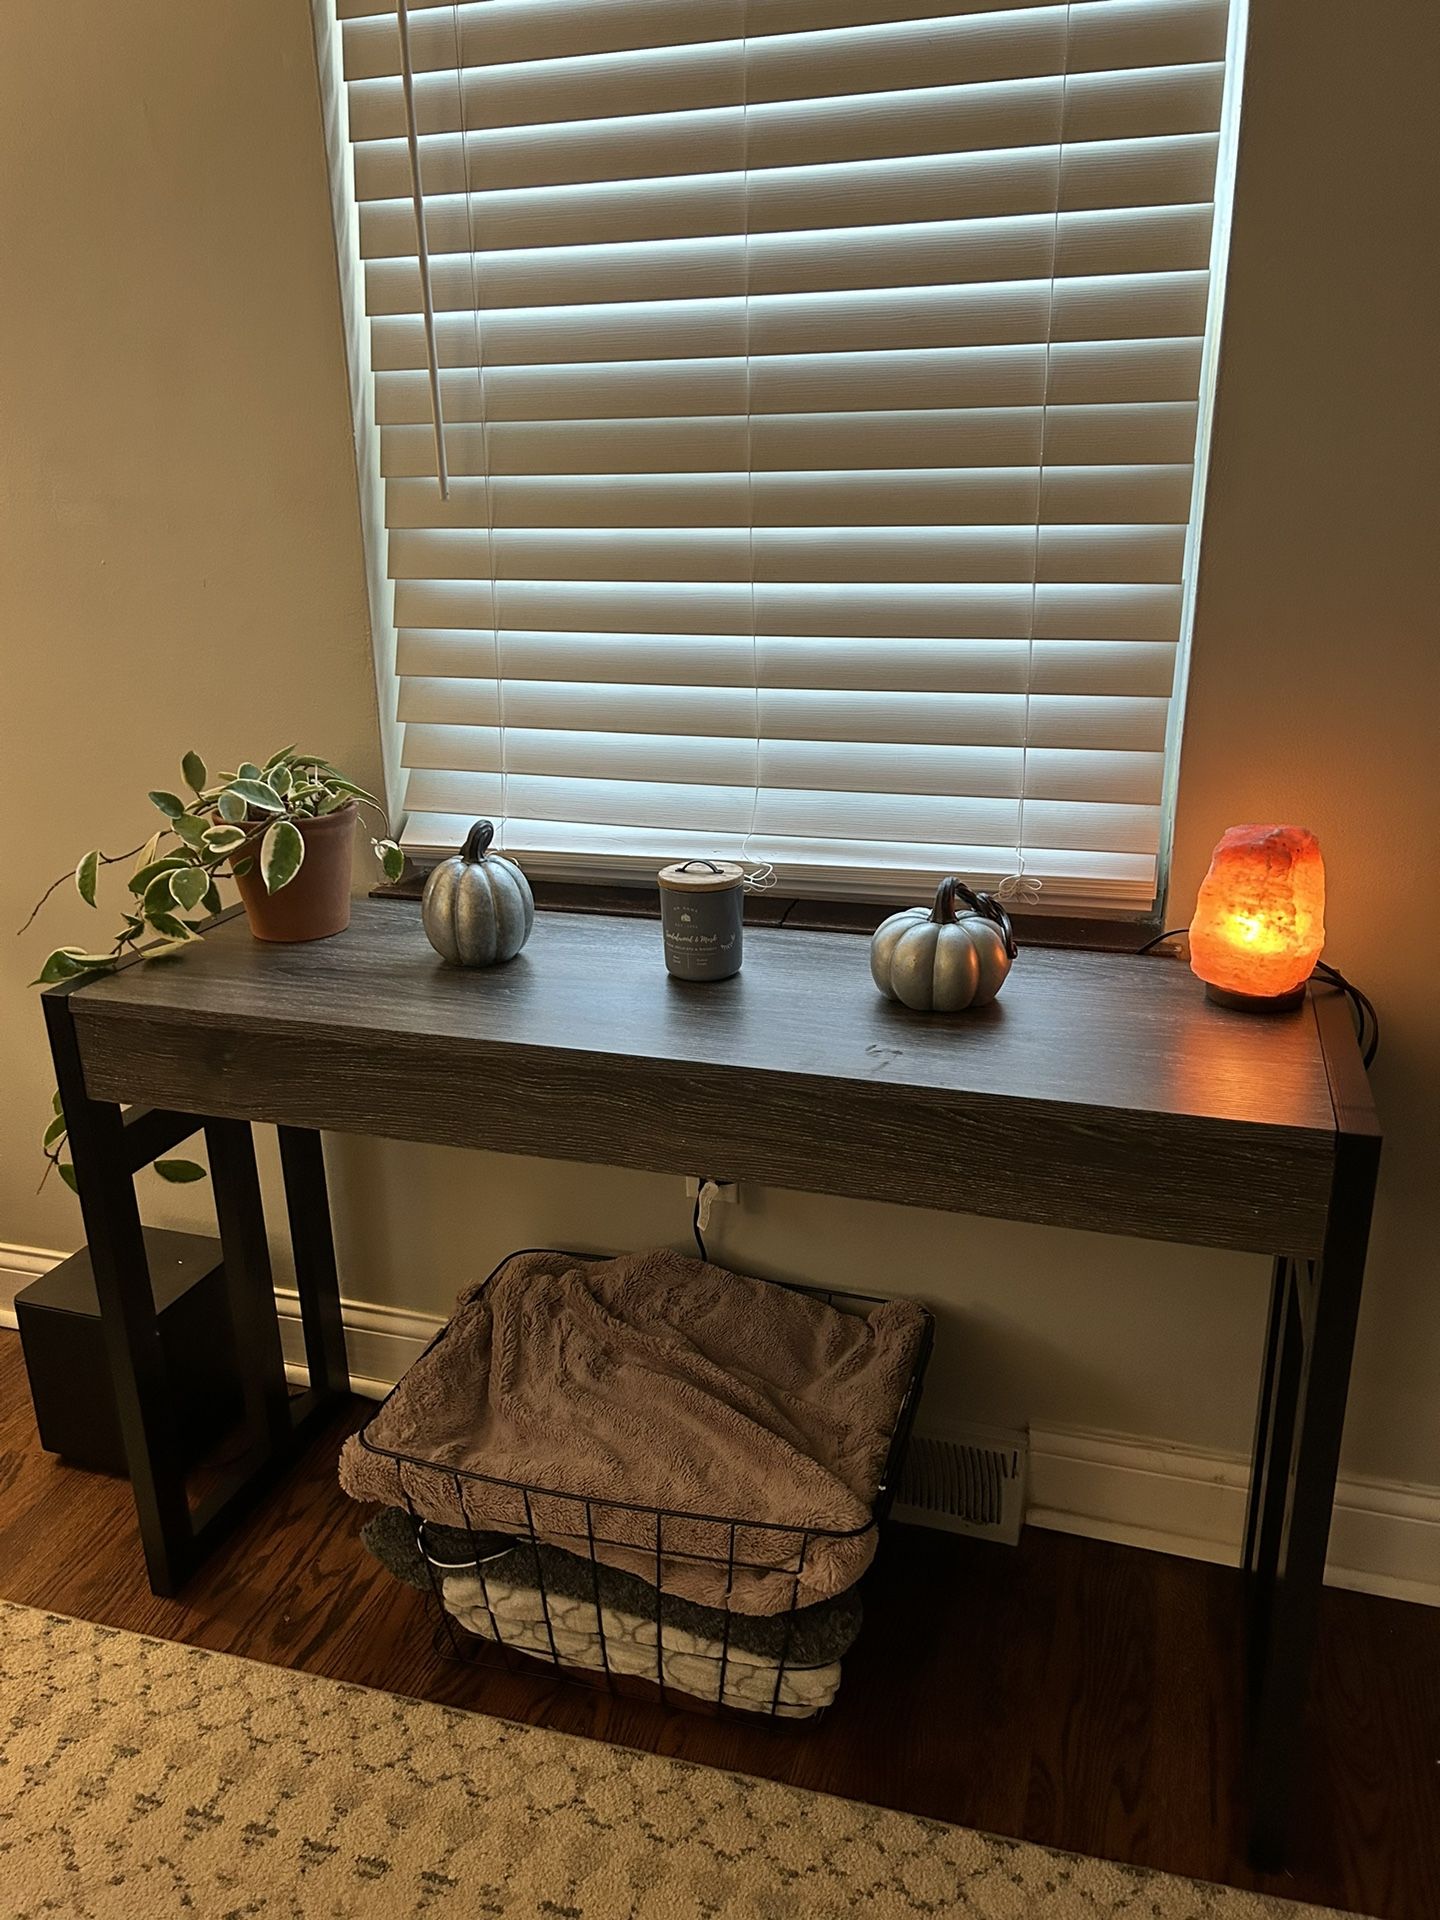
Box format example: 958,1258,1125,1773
334,0,1240,909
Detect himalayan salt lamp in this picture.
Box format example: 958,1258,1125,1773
1189,825,1326,1011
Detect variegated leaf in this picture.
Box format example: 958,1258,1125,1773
142,871,182,918
226,778,285,814
170,868,209,912
129,857,187,895
31,950,84,986
260,818,304,894
171,813,209,849
75,849,100,907
181,750,207,794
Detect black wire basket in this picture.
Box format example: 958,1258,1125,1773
353,1250,933,1721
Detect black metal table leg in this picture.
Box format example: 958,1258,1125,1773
44,992,195,1594
1244,990,1382,1867
278,1125,350,1396
43,989,353,1599
206,1118,293,1452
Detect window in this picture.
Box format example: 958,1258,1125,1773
325,0,1243,911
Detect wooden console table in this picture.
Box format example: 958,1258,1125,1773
45,898,1380,1865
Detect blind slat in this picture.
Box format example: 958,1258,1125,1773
381,464,1197,528
346,4,1225,142
362,205,1213,312
353,65,1226,197
391,577,1184,640
357,134,1218,258
384,523,1189,585
394,630,1180,695
367,273,1211,369
379,403,1200,477
372,339,1204,424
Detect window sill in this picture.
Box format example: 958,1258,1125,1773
371,873,1162,954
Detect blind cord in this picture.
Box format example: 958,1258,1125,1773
1003,2,1072,913
737,4,767,892
449,1,508,852
396,0,448,500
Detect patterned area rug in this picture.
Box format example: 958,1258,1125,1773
0,1603,1357,1920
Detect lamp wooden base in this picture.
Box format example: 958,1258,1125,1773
1204,982,1308,1013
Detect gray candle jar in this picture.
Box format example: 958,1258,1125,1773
657,860,745,981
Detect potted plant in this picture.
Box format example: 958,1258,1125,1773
21,746,404,1189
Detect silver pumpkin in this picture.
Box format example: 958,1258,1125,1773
421,820,535,967
870,878,1016,1012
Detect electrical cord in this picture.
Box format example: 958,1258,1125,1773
1134,932,1380,1067
1313,960,1380,1068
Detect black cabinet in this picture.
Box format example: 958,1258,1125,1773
17,1229,242,1475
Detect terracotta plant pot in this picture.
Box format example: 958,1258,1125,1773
232,803,356,943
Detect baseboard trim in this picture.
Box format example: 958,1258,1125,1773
1028,1424,1440,1608
0,1241,441,1407
273,1286,442,1404
4,1241,1437,1605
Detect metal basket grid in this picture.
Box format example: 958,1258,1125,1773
355,1249,933,1721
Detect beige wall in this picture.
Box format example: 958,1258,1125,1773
1,4,1435,1487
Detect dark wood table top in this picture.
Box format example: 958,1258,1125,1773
69,900,1360,1257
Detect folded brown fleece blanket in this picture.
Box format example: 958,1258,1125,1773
339,1248,927,1614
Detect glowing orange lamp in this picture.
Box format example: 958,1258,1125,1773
1189,825,1326,1012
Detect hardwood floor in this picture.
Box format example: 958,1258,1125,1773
1,1330,1435,1918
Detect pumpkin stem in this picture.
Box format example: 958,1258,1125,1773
929,875,1018,958
461,819,495,863
929,876,961,925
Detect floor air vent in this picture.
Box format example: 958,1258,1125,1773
891,1427,1028,1545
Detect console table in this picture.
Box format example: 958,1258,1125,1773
44,898,1380,1865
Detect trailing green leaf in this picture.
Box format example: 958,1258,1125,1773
202,882,223,915
142,871,182,918
53,1089,64,1116
216,787,246,824
170,868,209,912
237,762,263,782
148,790,186,818
154,1159,206,1184
170,812,209,850
321,778,379,805
43,1114,67,1150
75,849,100,907
32,949,86,986
260,818,304,894
269,761,293,797
203,825,247,854
232,856,254,878
145,910,198,943
58,1164,78,1194
376,839,405,882
226,778,285,814
181,749,207,794
129,857,188,895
